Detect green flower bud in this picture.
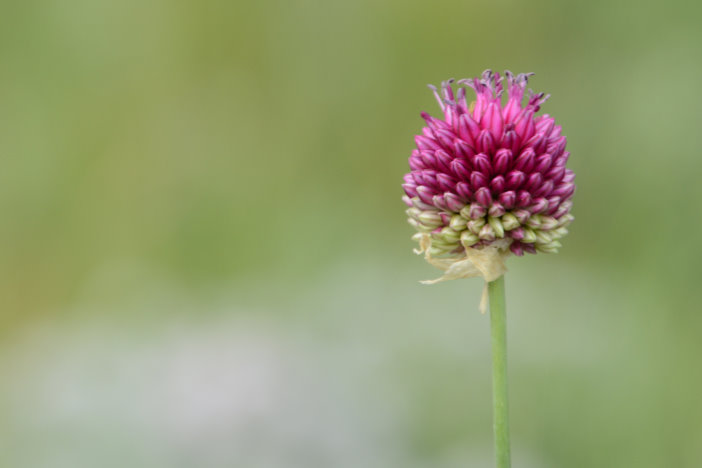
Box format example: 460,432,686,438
449,214,468,231
429,246,451,256
526,214,542,229
557,213,575,227
521,227,537,243
479,223,496,241
536,240,562,253
430,235,458,250
440,227,461,242
501,213,520,231
409,217,434,233
488,216,505,238
418,211,442,227
467,218,486,234
539,216,559,230
535,229,552,244
551,226,569,239
460,230,479,247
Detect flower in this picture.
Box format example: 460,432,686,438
403,70,575,259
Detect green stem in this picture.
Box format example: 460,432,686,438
488,275,511,468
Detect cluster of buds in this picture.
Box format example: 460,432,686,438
403,70,575,258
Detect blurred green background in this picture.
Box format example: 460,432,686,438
1,0,702,466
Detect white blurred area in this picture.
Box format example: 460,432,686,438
2,317,411,468
0,256,648,467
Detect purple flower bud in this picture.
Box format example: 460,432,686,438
562,169,576,184
458,114,480,143
469,202,487,219
409,153,425,171
547,196,561,212
529,197,549,214
536,115,555,135
412,170,434,188
432,194,448,211
490,175,506,194
434,128,455,150
500,130,521,155
510,227,525,240
525,173,543,192
445,192,465,212
513,209,531,224
475,187,493,207
553,202,571,219
533,180,554,198
409,154,425,171
472,153,492,176
470,171,489,189
547,136,567,158
524,132,547,154
514,109,535,141
435,149,453,173
415,135,440,151
546,165,566,183
476,129,495,155
510,241,525,256
534,153,553,174
553,153,569,170
552,182,575,199
456,181,472,200
454,139,475,159
514,148,536,172
493,149,513,175
522,243,537,254
436,173,457,192
506,171,526,190
516,190,532,208
488,202,506,217
482,102,504,141
548,124,562,140
450,158,471,180
501,130,520,154
417,150,434,169
416,185,436,205
498,190,517,209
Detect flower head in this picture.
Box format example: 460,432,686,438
403,70,575,259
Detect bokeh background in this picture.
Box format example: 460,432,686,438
1,0,702,466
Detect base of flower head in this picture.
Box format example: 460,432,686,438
405,195,574,258
413,231,510,313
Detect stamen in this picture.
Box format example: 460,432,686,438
427,84,445,111
441,79,456,103
527,90,551,111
